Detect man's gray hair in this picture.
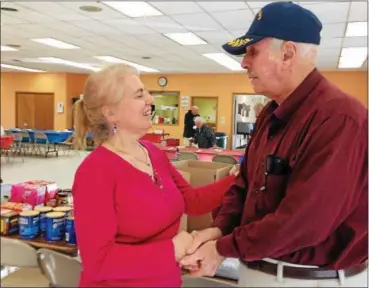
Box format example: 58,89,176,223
270,38,318,63
194,116,205,123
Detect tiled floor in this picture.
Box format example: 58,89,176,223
1,151,89,188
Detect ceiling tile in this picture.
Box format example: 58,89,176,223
198,2,249,12
196,30,234,44
299,2,350,23
149,2,202,15
1,14,29,25
321,23,346,38
210,10,254,30
134,16,187,33
188,44,221,54
69,20,122,35
170,13,223,31
51,22,95,38
348,2,368,22
342,36,368,48
104,18,161,35
245,2,272,9
318,48,341,58
319,37,343,49
133,34,180,50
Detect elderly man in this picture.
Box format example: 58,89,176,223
183,106,199,146
180,2,368,287
190,116,216,149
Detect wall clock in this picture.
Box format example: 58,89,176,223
158,76,168,87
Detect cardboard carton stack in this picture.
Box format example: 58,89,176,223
173,160,233,232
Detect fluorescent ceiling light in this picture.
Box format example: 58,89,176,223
94,56,159,73
38,57,100,72
345,22,367,37
202,53,243,71
1,63,45,72
1,45,17,51
32,38,80,49
164,32,207,46
338,47,367,68
102,1,162,17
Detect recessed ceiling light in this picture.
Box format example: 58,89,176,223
164,32,207,46
1,7,18,12
102,1,163,17
338,47,367,69
345,22,367,37
202,53,243,71
32,38,80,49
1,45,18,51
1,63,45,73
38,57,100,72
79,5,103,12
94,56,159,73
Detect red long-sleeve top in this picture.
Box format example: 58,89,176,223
72,142,234,287
214,69,368,269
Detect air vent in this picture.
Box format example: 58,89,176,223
1,7,18,12
79,5,102,12
7,44,21,48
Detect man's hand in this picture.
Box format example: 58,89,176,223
180,240,225,277
186,227,223,255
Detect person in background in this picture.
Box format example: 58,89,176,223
183,106,199,146
181,2,368,287
253,102,264,119
190,116,216,149
72,64,237,288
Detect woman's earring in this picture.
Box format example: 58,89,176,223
112,123,117,134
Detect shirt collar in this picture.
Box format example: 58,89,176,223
272,68,323,123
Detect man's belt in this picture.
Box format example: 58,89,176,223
244,260,367,280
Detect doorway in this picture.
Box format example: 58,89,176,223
191,97,218,131
16,92,54,130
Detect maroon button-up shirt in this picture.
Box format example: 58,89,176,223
214,69,368,269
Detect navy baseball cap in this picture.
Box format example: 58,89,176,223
222,1,323,55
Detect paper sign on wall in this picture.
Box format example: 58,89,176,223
181,95,190,107
57,102,64,113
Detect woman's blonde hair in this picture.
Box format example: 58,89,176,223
73,64,138,150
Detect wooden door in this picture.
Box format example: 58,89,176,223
16,92,54,130
35,94,54,130
16,93,35,129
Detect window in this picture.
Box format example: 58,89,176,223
150,91,179,125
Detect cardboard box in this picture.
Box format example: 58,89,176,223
173,160,233,231
178,170,190,232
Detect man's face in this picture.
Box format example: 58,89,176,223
191,107,199,115
195,120,203,128
241,38,285,96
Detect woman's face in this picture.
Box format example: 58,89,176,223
112,74,154,133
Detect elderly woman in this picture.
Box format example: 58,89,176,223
72,64,236,287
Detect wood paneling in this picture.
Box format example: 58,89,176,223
16,92,54,130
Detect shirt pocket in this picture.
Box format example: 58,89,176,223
256,174,289,214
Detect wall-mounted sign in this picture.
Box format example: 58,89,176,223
181,95,190,107
57,102,64,113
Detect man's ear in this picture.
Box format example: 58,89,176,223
282,41,297,69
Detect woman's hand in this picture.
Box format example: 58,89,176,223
229,164,240,177
172,231,194,261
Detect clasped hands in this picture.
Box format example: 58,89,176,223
173,228,224,277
